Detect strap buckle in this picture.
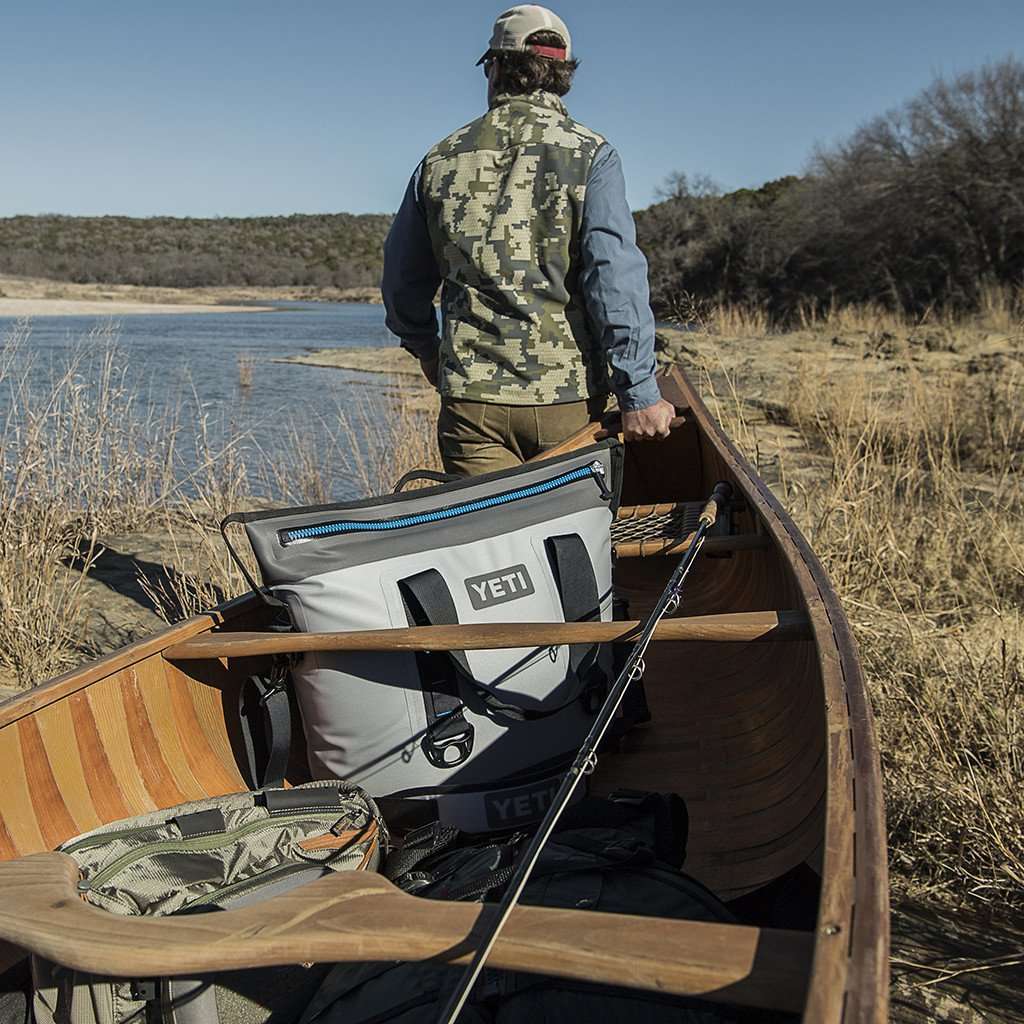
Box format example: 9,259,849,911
129,980,158,1002
422,718,474,769
258,680,286,707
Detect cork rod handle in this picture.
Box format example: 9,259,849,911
699,481,734,529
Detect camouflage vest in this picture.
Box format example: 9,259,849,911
420,91,607,405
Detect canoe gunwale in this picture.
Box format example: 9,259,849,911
0,594,257,731
659,367,889,1022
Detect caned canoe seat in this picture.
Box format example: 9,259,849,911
612,501,768,558
0,853,812,1013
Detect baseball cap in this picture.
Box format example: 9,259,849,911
476,5,572,66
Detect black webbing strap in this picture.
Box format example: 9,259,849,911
376,795,442,832
399,573,536,724
400,539,603,725
545,534,602,697
238,672,291,788
400,570,475,769
383,819,460,879
464,536,603,721
219,512,289,611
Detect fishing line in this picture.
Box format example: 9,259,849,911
437,480,734,1024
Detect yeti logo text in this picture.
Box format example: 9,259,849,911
464,564,535,610
484,780,558,828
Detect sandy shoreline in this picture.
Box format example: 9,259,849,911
0,275,382,316
276,346,421,375
0,297,276,317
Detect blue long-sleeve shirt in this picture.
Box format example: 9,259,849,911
382,142,661,412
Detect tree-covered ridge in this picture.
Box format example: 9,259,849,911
0,212,393,289
3,58,1020,317
636,57,1024,321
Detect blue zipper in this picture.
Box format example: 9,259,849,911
280,461,609,546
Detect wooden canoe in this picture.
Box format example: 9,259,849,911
0,366,888,1021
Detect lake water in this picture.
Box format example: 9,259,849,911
0,302,413,501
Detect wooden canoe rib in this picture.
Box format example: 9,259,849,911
0,367,888,1022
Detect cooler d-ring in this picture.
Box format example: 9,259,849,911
422,716,475,769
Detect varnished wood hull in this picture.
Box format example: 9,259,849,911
0,367,888,1021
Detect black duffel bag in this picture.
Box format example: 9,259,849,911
297,792,740,1024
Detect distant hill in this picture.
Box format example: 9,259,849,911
0,213,393,289
8,59,1022,322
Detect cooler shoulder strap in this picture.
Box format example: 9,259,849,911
399,570,476,769
238,672,291,789
545,533,603,689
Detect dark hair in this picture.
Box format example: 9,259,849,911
491,30,579,97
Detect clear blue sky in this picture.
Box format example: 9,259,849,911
3,0,1020,217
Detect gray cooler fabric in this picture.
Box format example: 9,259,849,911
32,782,383,1024
237,443,622,833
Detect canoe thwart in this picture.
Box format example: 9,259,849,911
163,610,812,661
0,853,812,1013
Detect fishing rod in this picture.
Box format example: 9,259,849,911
437,479,734,1024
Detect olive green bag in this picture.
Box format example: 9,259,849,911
33,781,385,1024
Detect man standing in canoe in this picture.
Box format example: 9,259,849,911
382,4,675,476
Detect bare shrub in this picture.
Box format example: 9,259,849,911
639,58,1024,321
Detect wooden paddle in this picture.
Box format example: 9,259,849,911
0,852,811,1012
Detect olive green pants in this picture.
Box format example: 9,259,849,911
438,396,608,477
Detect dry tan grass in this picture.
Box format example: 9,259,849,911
976,281,1024,334
661,293,774,336
0,317,444,681
0,320,183,684
335,388,443,497
139,383,443,624
671,283,1024,341
699,341,1024,910
797,300,915,335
